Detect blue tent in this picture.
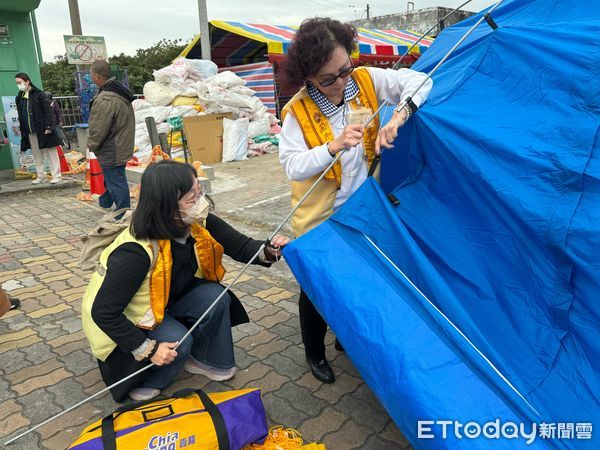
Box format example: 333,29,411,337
283,0,600,448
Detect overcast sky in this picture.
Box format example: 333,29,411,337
35,0,496,62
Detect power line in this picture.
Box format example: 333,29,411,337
308,0,354,12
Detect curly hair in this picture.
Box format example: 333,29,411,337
281,17,357,93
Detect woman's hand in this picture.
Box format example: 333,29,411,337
328,124,364,155
150,342,178,366
264,235,291,262
375,108,409,154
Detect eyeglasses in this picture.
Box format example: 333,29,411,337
317,64,355,87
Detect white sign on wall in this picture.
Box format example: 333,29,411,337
64,35,109,65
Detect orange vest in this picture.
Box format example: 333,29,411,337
280,67,380,236
281,67,380,188
150,223,226,325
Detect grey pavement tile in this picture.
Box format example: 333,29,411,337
261,352,306,380
262,391,304,430
334,393,390,433
47,378,86,409
0,377,17,402
36,323,68,341
16,389,62,424
58,349,97,377
0,349,29,375
21,342,58,366
1,430,41,450
272,382,329,417
358,433,411,450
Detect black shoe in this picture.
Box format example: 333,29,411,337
334,338,344,352
9,298,20,310
306,357,335,383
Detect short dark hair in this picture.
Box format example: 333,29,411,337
15,72,31,83
90,59,111,80
131,160,197,240
281,17,357,93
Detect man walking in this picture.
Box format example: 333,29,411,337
88,59,135,210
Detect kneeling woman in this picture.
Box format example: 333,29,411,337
82,160,289,402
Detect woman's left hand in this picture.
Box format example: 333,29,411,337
265,235,291,262
375,108,409,154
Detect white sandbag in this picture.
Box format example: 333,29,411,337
154,58,217,83
134,123,151,154
187,59,218,80
143,81,178,106
132,99,153,111
197,82,266,117
248,116,270,139
222,118,249,162
206,71,246,89
134,105,173,125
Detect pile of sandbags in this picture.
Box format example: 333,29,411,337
135,57,279,164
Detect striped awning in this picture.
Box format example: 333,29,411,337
180,21,432,67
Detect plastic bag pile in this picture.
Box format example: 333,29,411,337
133,57,280,165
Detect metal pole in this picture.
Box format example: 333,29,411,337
30,12,44,67
68,0,86,74
197,0,211,60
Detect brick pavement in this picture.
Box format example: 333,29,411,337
0,163,412,449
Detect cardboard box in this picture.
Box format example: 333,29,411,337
183,113,233,164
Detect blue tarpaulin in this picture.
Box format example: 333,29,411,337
283,0,600,448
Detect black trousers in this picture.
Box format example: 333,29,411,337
299,289,328,361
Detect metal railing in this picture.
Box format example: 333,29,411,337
54,96,83,128
54,94,143,130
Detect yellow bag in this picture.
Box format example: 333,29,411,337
69,388,267,450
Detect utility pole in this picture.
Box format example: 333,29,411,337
197,0,211,60
366,3,370,19
68,0,82,35
68,0,85,73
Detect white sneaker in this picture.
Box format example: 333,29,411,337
128,387,161,401
184,356,236,381
50,178,61,184
32,178,47,185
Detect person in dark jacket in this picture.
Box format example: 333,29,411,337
15,73,62,184
88,59,135,210
82,160,290,402
45,92,63,127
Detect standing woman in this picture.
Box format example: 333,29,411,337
279,17,433,383
15,73,62,184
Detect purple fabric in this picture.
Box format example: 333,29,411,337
218,390,268,449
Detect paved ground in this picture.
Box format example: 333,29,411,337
0,155,412,449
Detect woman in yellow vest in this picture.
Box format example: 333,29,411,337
279,18,433,383
82,160,289,402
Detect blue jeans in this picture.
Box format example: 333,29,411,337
141,280,234,390
99,164,130,210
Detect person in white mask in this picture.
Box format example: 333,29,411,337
14,72,63,184
81,160,290,402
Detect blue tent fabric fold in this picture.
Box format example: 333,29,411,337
283,0,600,448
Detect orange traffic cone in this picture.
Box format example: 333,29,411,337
88,151,106,196
56,146,70,174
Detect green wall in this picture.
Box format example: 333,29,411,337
0,0,42,179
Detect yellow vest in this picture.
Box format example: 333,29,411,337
281,67,380,236
82,224,226,361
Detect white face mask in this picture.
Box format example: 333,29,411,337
180,195,210,225
17,83,27,92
